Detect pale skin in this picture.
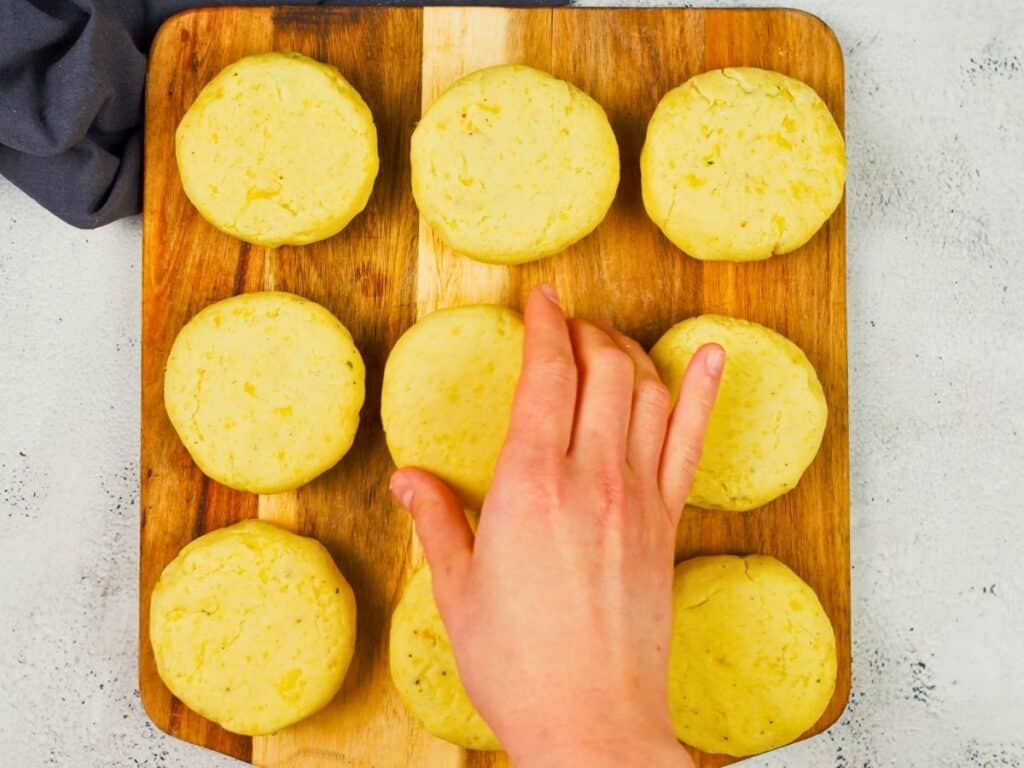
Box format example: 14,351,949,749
390,284,724,767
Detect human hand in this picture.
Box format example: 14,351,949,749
390,285,724,767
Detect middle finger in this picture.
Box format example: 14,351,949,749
567,319,635,461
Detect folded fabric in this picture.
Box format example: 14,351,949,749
0,0,561,229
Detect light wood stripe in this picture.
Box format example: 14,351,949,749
415,8,553,317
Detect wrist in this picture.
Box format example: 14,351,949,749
509,723,692,768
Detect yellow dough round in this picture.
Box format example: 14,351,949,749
164,291,365,494
650,314,826,511
668,555,837,756
641,67,845,261
176,52,379,247
411,64,620,264
381,305,523,509
150,520,357,736
390,566,500,750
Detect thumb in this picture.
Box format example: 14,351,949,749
390,468,474,607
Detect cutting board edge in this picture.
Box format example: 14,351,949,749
139,6,852,767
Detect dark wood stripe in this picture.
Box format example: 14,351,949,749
233,242,251,297
190,475,209,540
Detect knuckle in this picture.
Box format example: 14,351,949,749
610,332,638,353
678,443,704,475
592,466,628,511
637,379,671,412
525,449,565,480
503,442,564,481
530,356,576,389
594,345,631,370
514,473,565,514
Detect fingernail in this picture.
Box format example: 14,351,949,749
390,474,414,509
704,346,725,376
539,284,559,305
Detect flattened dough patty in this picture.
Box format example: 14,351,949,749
150,520,357,736
668,555,837,756
164,291,365,494
650,314,827,511
411,64,619,264
176,52,378,247
381,304,523,509
389,566,500,750
641,67,845,261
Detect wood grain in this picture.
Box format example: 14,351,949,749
141,8,848,767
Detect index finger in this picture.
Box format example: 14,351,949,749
504,284,578,456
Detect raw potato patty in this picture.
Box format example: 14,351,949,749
390,566,500,750
650,314,826,511
150,520,357,736
164,291,365,494
668,555,837,756
411,64,619,264
641,67,845,261
381,304,523,509
176,52,379,247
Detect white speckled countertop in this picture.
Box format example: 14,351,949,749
1,1,1022,766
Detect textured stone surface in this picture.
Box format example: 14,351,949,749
1,1,1022,765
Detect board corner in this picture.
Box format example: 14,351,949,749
777,8,845,69
149,7,203,64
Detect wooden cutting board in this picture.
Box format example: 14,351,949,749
141,6,849,767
